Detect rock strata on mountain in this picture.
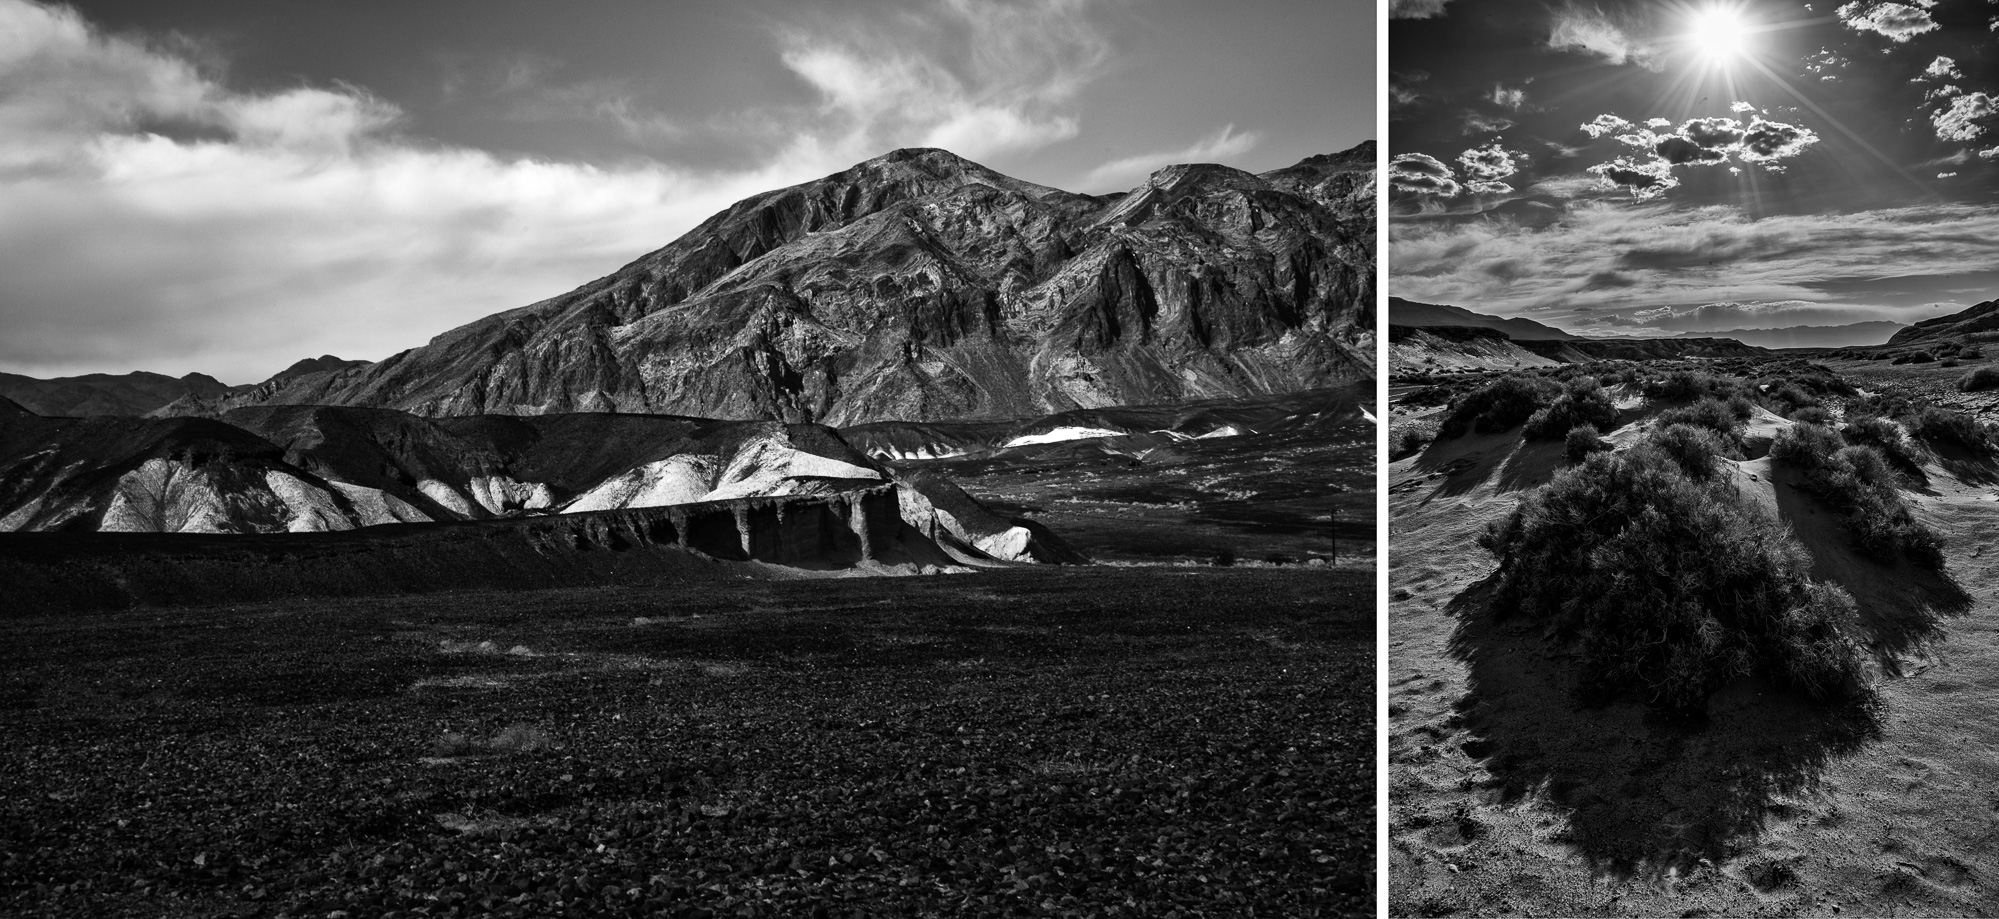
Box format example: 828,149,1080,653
198,145,1374,424
0,405,1074,564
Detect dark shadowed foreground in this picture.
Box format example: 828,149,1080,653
0,566,1371,918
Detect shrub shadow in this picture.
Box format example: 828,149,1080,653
1928,441,1999,487
1447,576,1882,878
1769,465,1974,667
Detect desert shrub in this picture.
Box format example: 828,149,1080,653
1650,423,1731,479
1769,422,1845,468
1842,414,1924,474
1654,397,1748,448
1479,441,1873,715
1763,383,1821,418
1961,345,1984,359
1645,369,1746,403
1436,374,1562,439
1564,424,1610,462
1941,358,1961,368
1771,426,1945,567
1847,392,1917,420
1958,366,1999,392
1908,406,1997,455
1790,405,1832,425
1523,377,1620,440
1390,427,1432,460
1403,384,1457,407
1909,351,1934,364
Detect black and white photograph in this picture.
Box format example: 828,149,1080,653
0,0,1378,916
1388,0,1999,915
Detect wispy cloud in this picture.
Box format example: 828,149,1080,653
1075,123,1259,191
0,0,1116,379
1391,202,1999,322
1546,5,1660,70
1390,0,1453,20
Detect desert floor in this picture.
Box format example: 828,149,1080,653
1389,376,1999,918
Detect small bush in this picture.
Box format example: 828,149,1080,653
1480,440,1873,715
1908,406,1996,455
1771,426,1945,567
1763,383,1821,418
1789,405,1832,424
1650,423,1731,479
1655,397,1748,446
1769,422,1844,469
1958,366,1999,392
1645,369,1745,403
1909,351,1934,364
1941,358,1961,368
1842,414,1923,474
1564,424,1610,463
1390,428,1432,460
1523,377,1620,440
1436,374,1561,439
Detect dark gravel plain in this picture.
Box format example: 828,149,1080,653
1,566,1371,918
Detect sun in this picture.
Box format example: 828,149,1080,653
1689,5,1749,60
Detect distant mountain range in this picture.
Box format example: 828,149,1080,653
1389,299,1915,350
1705,322,1906,349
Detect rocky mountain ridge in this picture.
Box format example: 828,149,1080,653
168,144,1375,424
1886,298,1999,346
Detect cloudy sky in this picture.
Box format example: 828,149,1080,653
0,0,1371,382
1391,0,1999,343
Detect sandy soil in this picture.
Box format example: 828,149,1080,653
1389,394,1999,917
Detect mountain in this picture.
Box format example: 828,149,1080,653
1886,298,1999,346
0,370,230,417
1386,298,1578,341
1697,322,1906,349
189,145,1374,424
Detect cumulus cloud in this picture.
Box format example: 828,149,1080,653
1836,2,1940,42
0,0,1116,379
1547,6,1659,70
1575,112,1819,196
1389,153,1461,197
1390,202,1999,322
1730,101,1757,114
1932,92,1996,143
1457,141,1525,194
1581,114,1633,138
1076,123,1259,190
1391,0,1453,18
1803,48,1848,82
1491,85,1527,110
1736,117,1820,163
1587,157,1679,199
1915,56,1961,82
